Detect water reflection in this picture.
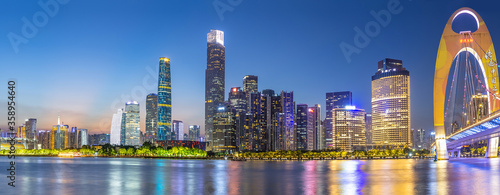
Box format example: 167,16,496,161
3,157,500,194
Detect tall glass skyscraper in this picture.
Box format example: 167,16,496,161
124,101,141,146
158,57,172,141
110,108,123,145
296,104,308,150
281,91,295,151
146,93,158,142
371,58,411,147
25,118,37,149
172,120,184,140
325,91,352,148
79,129,88,147
205,29,225,150
189,125,200,141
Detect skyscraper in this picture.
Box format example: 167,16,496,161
68,127,78,149
189,125,201,141
146,93,158,142
79,129,88,147
332,106,366,151
365,113,373,144
51,116,67,150
110,109,123,145
309,104,321,150
212,105,237,153
124,101,141,146
243,75,258,94
172,120,184,140
372,58,411,147
281,91,295,151
296,104,308,150
205,29,225,150
25,118,37,149
326,91,352,148
228,87,246,114
158,57,172,141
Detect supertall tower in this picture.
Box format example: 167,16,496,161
371,58,411,147
205,29,225,149
157,57,172,141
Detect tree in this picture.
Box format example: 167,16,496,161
126,148,135,156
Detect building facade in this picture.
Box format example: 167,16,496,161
371,58,411,147
296,104,308,150
212,106,237,153
146,93,158,142
332,107,366,151
281,91,295,151
205,29,225,150
172,120,184,140
189,125,201,141
326,91,352,148
157,57,172,141
124,101,141,146
110,109,123,145
243,75,258,95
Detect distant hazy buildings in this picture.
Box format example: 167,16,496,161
189,125,200,141
146,93,158,142
372,58,411,147
158,57,172,141
172,120,184,140
332,106,366,151
205,29,225,150
326,91,352,148
110,109,123,145
124,101,141,146
90,134,110,145
79,129,88,146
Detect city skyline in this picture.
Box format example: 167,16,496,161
2,1,500,137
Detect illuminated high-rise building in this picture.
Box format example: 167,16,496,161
158,57,172,141
25,118,37,149
326,91,352,148
38,130,51,149
189,125,200,141
332,106,366,151
228,87,246,114
205,29,225,150
51,116,68,150
243,75,258,95
110,109,123,145
365,113,373,144
296,104,308,150
68,127,78,149
372,58,411,147
124,101,141,146
309,104,321,150
281,91,295,150
146,93,158,142
212,105,237,153
79,129,88,147
172,120,184,140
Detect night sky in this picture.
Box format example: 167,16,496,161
1,0,499,136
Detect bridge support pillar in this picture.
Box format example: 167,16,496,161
436,138,449,160
485,137,499,158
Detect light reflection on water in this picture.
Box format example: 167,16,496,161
3,157,500,195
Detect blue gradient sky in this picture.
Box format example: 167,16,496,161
1,0,499,135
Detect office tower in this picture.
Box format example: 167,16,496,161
189,125,201,141
271,113,285,151
124,101,141,146
146,93,158,142
281,91,295,150
212,105,237,153
110,109,123,145
228,87,247,114
365,113,373,144
325,91,352,149
158,57,172,141
17,125,25,138
205,29,225,150
79,129,88,147
262,89,275,97
296,104,308,150
372,58,411,147
172,120,184,140
467,93,488,126
332,106,366,151
38,130,50,149
25,118,37,149
413,128,426,150
309,104,321,150
248,92,261,150
260,94,271,151
243,75,258,94
68,127,78,148
267,93,282,151
51,116,67,149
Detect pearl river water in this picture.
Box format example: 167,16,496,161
2,157,499,195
